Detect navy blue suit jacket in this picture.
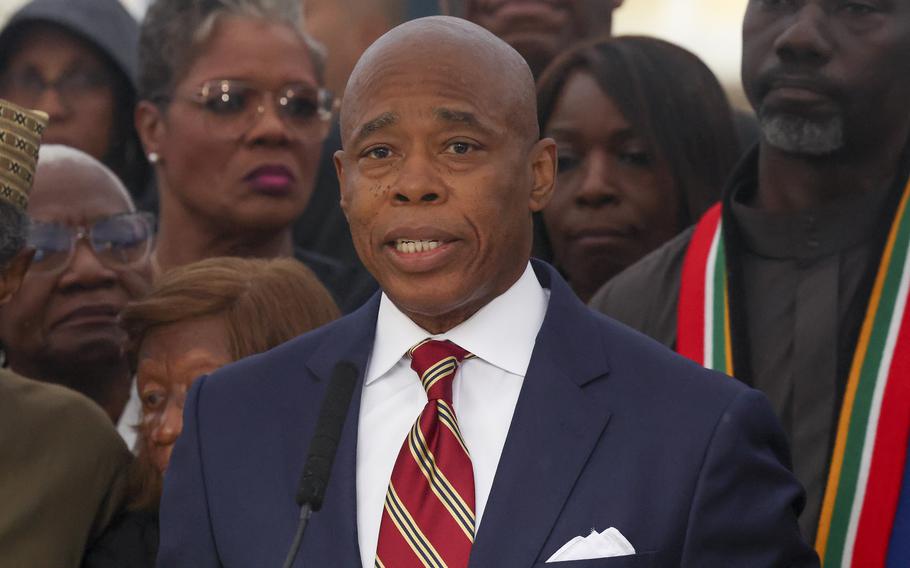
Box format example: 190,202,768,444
158,261,819,567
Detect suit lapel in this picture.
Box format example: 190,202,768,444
285,294,380,566
469,262,613,567
283,264,612,566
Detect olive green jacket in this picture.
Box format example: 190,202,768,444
0,369,130,567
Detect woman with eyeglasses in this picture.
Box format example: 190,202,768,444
135,0,376,312
0,0,154,211
0,145,154,429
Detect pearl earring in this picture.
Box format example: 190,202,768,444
148,152,159,164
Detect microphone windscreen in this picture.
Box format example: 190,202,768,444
295,361,359,511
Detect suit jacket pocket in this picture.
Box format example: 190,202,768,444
533,551,658,568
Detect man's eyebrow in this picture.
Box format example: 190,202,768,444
351,112,398,147
434,107,495,136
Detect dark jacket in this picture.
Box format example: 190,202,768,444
82,509,158,568
0,370,131,568
157,260,817,567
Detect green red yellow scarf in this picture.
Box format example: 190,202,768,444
678,176,910,566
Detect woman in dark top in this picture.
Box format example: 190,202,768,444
132,0,375,312
535,36,742,301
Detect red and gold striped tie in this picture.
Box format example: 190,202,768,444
375,339,476,568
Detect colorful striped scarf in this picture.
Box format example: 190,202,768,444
678,177,910,566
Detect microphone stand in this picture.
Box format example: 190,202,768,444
281,503,313,568
279,361,358,568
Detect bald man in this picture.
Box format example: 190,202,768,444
157,17,816,567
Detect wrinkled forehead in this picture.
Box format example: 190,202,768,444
341,25,537,145
346,55,496,122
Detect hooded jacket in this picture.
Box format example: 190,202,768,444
0,0,154,210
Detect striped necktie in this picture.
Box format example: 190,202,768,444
375,339,477,568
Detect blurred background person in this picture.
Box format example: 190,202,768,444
441,1,754,273
0,0,153,210
0,99,130,568
135,0,375,313
591,0,910,547
302,0,407,97
442,0,758,152
536,36,740,301
83,256,340,568
440,0,624,77
0,145,153,432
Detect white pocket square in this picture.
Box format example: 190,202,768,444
546,527,636,563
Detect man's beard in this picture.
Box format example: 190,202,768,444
759,110,845,156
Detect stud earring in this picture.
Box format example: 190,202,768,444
147,152,159,164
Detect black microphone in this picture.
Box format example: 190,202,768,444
281,361,359,568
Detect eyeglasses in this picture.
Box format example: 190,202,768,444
1,67,111,108
27,212,155,274
182,80,334,140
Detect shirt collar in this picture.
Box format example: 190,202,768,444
729,174,892,260
365,263,549,385
723,144,907,260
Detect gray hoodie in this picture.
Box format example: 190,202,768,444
0,0,153,210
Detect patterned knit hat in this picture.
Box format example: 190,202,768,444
0,99,48,211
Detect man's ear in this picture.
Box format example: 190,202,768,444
135,100,167,163
334,150,349,219
0,248,33,305
528,137,557,213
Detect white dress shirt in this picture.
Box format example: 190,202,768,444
356,263,549,567
116,378,140,452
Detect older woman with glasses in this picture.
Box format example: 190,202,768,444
0,145,154,426
135,0,375,312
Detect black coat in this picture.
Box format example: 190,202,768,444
82,509,158,568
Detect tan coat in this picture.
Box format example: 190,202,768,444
0,369,130,568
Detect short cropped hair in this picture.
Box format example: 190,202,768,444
537,36,741,227
0,201,27,267
138,0,327,103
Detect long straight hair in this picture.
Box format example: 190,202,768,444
537,35,742,228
